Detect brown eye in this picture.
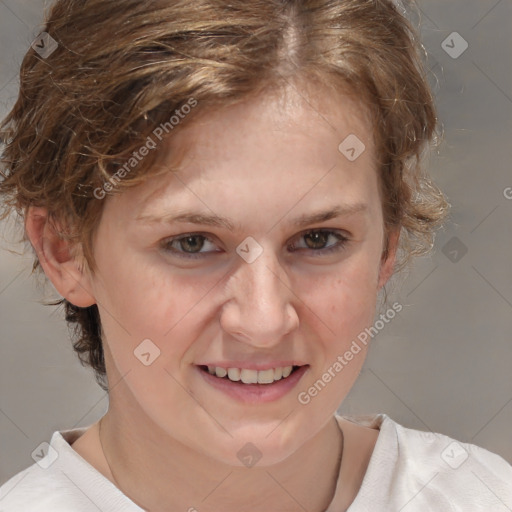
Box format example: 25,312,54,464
290,229,349,255
303,231,330,249
161,233,220,259
178,235,206,253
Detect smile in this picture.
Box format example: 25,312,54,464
202,365,299,384
197,364,309,404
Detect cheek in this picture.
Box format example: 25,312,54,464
91,248,216,371
293,263,378,415
309,253,380,333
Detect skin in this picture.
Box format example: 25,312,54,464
25,81,399,512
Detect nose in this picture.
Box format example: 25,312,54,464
220,245,299,348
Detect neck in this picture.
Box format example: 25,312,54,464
98,400,344,512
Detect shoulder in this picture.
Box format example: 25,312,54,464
0,429,143,511
339,414,512,510
393,418,512,508
0,459,80,511
391,416,512,477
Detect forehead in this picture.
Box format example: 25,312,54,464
104,82,381,230
140,84,374,196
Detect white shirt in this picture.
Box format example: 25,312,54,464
1,414,511,511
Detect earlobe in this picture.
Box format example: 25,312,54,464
25,206,96,307
377,227,400,290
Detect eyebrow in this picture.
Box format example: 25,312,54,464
136,203,367,231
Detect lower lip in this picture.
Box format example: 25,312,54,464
197,365,309,404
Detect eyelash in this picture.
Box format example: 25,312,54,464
160,229,349,260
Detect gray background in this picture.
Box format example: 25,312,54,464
1,0,511,486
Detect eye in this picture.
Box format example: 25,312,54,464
160,233,220,259
160,229,349,260
289,229,349,255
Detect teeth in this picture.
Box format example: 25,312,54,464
241,369,258,384
215,367,227,378
227,368,241,381
206,365,296,384
257,369,274,384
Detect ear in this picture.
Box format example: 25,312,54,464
24,206,96,307
377,226,400,290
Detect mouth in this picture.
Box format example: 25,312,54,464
198,364,303,384
196,364,309,404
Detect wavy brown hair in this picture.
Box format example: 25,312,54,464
0,0,449,392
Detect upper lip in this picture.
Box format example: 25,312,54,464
197,362,308,371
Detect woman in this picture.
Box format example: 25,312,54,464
0,0,510,510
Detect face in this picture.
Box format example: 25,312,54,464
84,83,395,466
